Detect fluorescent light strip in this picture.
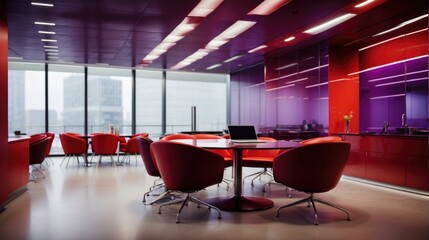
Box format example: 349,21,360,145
143,0,223,63
286,77,308,84
224,55,242,63
220,20,256,39
248,45,267,53
31,2,54,7
275,62,297,70
206,63,222,70
304,13,356,35
284,36,295,42
375,77,427,87
266,84,295,92
248,0,292,16
348,54,428,76
38,31,56,34
44,45,58,49
299,64,328,74
188,0,224,17
8,57,24,60
46,52,58,55
368,70,428,82
359,28,428,51
373,14,428,37
41,39,57,42
305,82,328,89
34,21,55,26
44,49,59,52
354,0,374,8
370,93,405,100
266,72,299,82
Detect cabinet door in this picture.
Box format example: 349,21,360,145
366,152,406,186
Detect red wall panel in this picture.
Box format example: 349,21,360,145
328,46,360,134
0,16,8,206
360,31,428,70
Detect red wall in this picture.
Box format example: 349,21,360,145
328,46,360,134
0,5,8,205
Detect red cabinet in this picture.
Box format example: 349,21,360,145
1,138,29,211
340,134,429,191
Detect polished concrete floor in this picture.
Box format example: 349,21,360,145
1,156,429,240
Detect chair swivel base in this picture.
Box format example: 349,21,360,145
275,193,351,225
158,193,222,223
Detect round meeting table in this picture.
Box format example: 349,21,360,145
171,138,300,212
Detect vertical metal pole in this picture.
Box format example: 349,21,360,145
84,66,88,136
191,106,196,131
45,63,49,132
161,70,167,135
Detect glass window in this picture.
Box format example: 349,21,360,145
166,71,228,133
8,62,45,135
136,70,163,139
87,67,132,135
48,64,85,154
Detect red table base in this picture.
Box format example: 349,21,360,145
205,196,274,212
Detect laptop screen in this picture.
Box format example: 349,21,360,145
228,125,258,140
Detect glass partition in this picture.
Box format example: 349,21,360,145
8,62,46,135
87,67,132,135
166,71,228,133
48,64,85,154
136,70,163,139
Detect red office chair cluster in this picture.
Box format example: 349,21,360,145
150,141,225,223
273,141,351,225
59,132,88,167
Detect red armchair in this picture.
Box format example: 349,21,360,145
91,133,119,165
29,137,49,181
150,141,224,223
119,133,149,164
242,137,279,186
59,133,88,167
273,142,351,225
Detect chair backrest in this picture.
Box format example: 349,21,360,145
150,141,224,192
193,134,232,159
59,133,87,154
273,142,351,193
136,137,160,177
161,134,196,141
243,137,279,158
29,133,47,145
91,133,118,155
299,136,342,145
44,132,55,157
29,138,49,165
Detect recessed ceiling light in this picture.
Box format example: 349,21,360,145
41,39,57,42
248,0,292,16
304,13,356,35
34,21,56,26
354,0,375,8
31,2,54,7
38,31,56,35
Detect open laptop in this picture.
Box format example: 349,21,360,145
228,125,266,143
